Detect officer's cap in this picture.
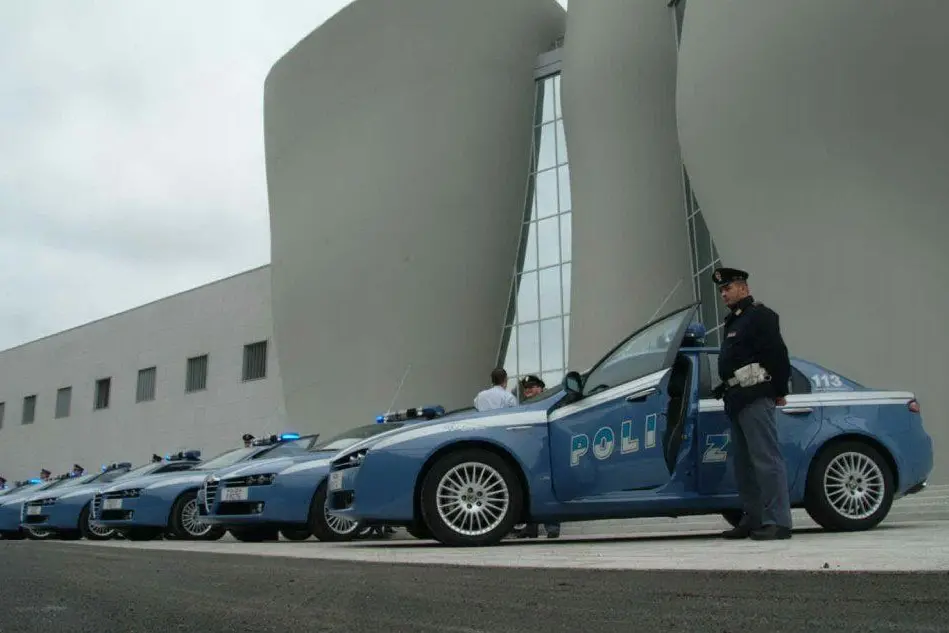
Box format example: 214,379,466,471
712,267,749,287
242,433,255,442
40,468,50,475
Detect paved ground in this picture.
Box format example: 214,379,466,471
2,540,948,633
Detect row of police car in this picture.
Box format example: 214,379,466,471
0,407,439,543
0,304,936,547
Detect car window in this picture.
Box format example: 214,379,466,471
583,306,695,395
788,366,811,394
195,448,256,470
310,423,406,451
255,439,311,459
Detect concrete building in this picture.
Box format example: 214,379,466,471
2,0,945,483
0,266,286,480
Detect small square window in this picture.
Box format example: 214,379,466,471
22,395,36,424
0,401,5,429
136,367,157,403
242,341,267,381
55,387,72,419
186,355,209,393
94,378,111,410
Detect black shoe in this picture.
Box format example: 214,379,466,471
750,525,792,540
721,524,753,539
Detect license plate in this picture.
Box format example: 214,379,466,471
26,505,42,516
103,498,123,510
222,486,249,502
328,470,344,491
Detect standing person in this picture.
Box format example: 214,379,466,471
473,368,517,412
71,464,84,477
512,375,561,539
711,267,793,541
242,434,255,448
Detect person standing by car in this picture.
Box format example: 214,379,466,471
712,267,793,541
511,375,561,539
473,368,517,412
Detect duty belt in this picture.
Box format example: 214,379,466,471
723,362,771,389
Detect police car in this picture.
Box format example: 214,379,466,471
326,303,934,546
0,473,83,540
92,434,318,541
200,408,444,542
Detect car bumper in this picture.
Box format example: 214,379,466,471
0,504,24,533
326,466,361,521
93,495,168,528
198,481,310,527
20,503,80,531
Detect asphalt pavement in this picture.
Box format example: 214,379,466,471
1,540,947,633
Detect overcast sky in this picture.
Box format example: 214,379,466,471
0,0,567,352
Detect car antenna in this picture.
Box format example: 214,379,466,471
384,364,412,416
648,277,684,322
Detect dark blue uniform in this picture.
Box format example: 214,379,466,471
712,267,793,540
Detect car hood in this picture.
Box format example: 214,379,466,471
99,470,210,493
25,481,104,503
0,485,45,506
332,392,564,462
210,450,338,480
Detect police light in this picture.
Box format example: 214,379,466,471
376,405,446,423
28,478,41,484
279,433,300,441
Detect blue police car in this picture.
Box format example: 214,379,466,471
200,411,441,542
21,455,204,540
326,303,934,546
93,434,318,541
0,473,87,540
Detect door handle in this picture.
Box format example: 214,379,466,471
626,387,657,403
781,407,813,415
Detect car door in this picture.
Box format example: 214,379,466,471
548,304,699,502
695,352,823,496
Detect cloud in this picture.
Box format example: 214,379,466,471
0,0,349,350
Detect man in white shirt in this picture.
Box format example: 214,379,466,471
473,368,517,411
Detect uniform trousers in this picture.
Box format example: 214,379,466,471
728,396,792,529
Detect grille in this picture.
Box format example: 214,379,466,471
203,478,219,513
92,493,103,519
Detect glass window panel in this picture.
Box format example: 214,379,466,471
516,271,539,323
711,238,720,265
699,270,719,332
564,314,571,363
522,224,538,272
535,123,556,172
556,120,568,165
542,370,564,390
562,263,572,314
540,317,564,370
553,74,562,119
541,77,555,124
688,216,698,275
517,322,541,375
560,212,572,262
537,217,560,269
693,211,712,271
557,165,571,212
538,266,562,319
535,168,558,219
502,326,517,376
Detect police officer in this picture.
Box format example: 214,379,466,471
151,454,163,463
242,433,255,448
511,376,561,539
711,267,793,541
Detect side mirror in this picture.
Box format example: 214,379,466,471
563,371,583,397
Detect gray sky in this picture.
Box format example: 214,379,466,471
0,0,568,352
0,0,348,351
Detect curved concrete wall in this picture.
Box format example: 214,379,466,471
265,0,566,432
677,1,949,481
560,1,693,370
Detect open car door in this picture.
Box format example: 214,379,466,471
548,303,700,502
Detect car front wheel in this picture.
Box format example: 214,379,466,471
804,440,894,532
308,480,363,542
419,448,523,547
169,491,226,540
79,504,116,541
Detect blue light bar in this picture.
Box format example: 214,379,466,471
29,478,41,484
279,433,301,441
376,405,446,423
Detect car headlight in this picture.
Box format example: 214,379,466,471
118,488,142,498
331,448,369,470
248,474,275,486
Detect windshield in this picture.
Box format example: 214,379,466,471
583,305,696,395
108,463,158,482
311,423,405,452
195,448,256,471
255,438,313,459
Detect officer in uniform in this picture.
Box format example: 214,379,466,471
242,433,255,448
711,267,793,540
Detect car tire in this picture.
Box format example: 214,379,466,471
79,503,116,541
229,526,279,542
280,528,311,541
307,480,364,542
24,527,55,540
169,491,226,541
405,521,432,540
419,448,524,547
804,439,894,532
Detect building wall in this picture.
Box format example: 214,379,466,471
676,0,949,482
0,266,285,482
559,1,694,371
264,0,567,433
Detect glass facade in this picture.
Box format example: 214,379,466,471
497,71,572,394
